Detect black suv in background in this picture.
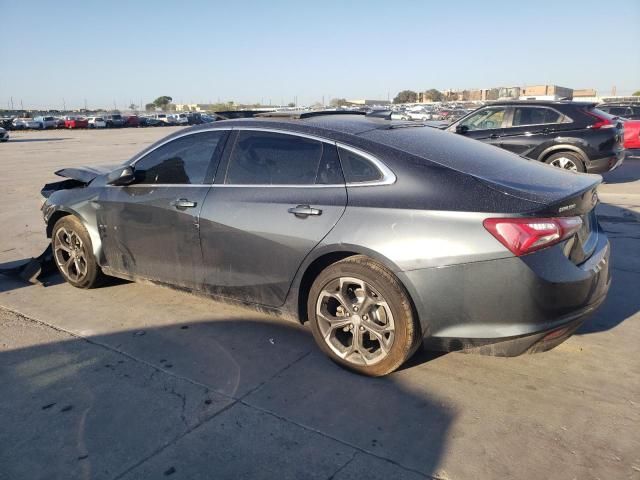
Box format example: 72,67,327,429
597,103,640,120
448,101,625,173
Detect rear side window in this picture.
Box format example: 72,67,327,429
338,147,383,183
225,131,324,185
609,107,628,116
512,107,563,126
133,131,226,184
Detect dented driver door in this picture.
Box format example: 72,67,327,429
97,130,228,288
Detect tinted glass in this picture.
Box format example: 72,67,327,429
338,147,382,183
607,107,628,116
512,107,562,126
459,107,506,130
225,131,323,185
134,131,225,185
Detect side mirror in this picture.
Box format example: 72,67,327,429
455,124,469,134
107,166,135,186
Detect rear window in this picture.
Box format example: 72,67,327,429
112,114,122,120
338,147,383,183
361,126,594,196
95,117,104,121
512,107,564,126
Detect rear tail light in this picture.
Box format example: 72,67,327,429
483,216,583,256
585,110,614,129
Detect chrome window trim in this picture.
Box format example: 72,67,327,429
226,127,396,188
123,125,396,188
336,143,396,187
130,127,232,167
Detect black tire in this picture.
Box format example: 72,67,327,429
51,216,105,288
307,255,421,376
544,151,585,172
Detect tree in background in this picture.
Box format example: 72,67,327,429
287,102,295,107
633,90,640,96
129,103,137,111
330,98,349,107
423,89,444,102
393,90,417,104
153,96,173,111
145,103,156,112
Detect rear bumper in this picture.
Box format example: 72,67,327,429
586,151,625,173
399,230,611,355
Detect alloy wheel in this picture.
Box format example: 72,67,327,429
53,226,89,283
550,157,578,171
316,277,395,366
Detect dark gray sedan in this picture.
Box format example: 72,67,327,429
41,112,611,376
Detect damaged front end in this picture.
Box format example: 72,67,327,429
1,165,115,286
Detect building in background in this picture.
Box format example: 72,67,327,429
519,85,573,100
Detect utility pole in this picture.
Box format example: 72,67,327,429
20,100,24,110
62,98,66,111
84,98,87,110
10,96,14,110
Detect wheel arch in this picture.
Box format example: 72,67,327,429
289,245,413,327
45,206,104,264
538,145,588,165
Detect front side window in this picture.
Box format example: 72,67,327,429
133,131,226,185
512,107,563,126
459,107,507,130
606,107,629,116
338,147,382,183
225,131,325,185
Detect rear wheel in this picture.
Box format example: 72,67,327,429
52,216,104,288
308,256,421,376
545,151,585,172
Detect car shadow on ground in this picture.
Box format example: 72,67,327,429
6,137,69,143
601,157,640,184
0,316,452,479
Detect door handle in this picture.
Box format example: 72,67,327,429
288,205,322,218
489,133,500,139
170,198,197,210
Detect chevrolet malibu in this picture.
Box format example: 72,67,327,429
40,112,611,376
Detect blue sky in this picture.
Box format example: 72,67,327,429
1,0,639,109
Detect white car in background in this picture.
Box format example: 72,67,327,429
172,113,189,125
153,113,175,125
12,118,43,129
0,127,9,142
407,109,433,121
391,111,410,120
87,117,107,128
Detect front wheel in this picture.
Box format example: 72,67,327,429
308,255,421,376
52,216,105,288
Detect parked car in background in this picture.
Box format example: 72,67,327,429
123,115,140,128
55,117,66,129
153,113,175,125
87,117,106,128
41,112,610,376
104,114,125,128
407,109,432,121
597,103,640,120
12,118,43,129
34,116,57,129
621,118,640,154
64,116,89,129
447,101,625,173
390,110,410,121
187,112,203,125
0,127,9,142
139,116,163,127
171,113,189,125
1,118,15,130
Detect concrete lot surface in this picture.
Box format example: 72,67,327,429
1,128,639,480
